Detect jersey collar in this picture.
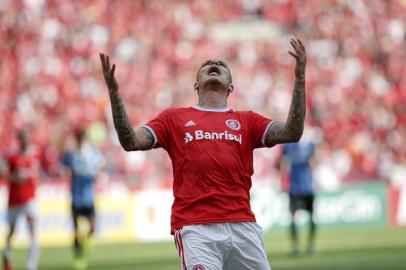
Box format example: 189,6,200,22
192,105,231,112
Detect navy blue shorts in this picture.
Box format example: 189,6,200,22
71,204,95,228
289,194,314,213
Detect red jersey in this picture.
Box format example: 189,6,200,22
144,105,273,233
7,152,39,206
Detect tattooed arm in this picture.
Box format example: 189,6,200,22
265,38,306,147
100,53,154,151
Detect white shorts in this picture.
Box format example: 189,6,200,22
174,222,271,270
7,199,38,225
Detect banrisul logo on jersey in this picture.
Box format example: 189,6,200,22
184,130,242,144
226,119,241,130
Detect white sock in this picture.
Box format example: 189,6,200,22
26,238,39,270
3,238,11,259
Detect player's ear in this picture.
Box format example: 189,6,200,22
194,82,199,93
227,84,234,97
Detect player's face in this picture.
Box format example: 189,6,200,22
196,60,232,92
75,130,86,146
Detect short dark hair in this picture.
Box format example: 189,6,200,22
74,128,86,142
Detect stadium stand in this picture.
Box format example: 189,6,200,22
0,0,404,189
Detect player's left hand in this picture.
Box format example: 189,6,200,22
288,38,306,79
99,53,118,95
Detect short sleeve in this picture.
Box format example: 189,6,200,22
248,111,273,149
282,145,287,156
309,142,316,156
143,109,171,149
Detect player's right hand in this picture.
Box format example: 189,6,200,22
288,38,306,79
99,53,118,94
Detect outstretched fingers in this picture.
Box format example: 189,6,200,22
290,39,300,52
289,41,298,59
297,39,305,52
288,51,299,60
100,53,117,77
289,38,306,61
294,38,306,56
106,55,110,71
111,64,115,77
99,53,106,71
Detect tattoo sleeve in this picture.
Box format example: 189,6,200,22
286,76,306,137
266,76,306,147
109,92,154,151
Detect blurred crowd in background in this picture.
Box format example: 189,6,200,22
0,0,405,190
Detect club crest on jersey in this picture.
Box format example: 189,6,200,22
226,119,241,131
192,265,205,270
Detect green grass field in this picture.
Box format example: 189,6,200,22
12,226,406,270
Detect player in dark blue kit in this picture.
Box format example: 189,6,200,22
61,129,105,269
281,139,316,256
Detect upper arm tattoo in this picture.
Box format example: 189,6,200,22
265,121,289,147
110,93,154,151
134,127,155,150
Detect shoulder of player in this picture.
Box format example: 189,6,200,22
159,107,190,114
155,107,194,119
6,152,20,162
230,110,262,118
156,107,262,118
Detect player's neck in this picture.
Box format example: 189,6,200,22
19,147,28,155
197,90,228,109
77,142,84,150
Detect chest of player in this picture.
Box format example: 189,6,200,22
169,113,248,150
10,155,37,171
70,153,98,175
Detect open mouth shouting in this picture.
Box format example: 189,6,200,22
207,66,221,76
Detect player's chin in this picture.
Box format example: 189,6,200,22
203,77,227,88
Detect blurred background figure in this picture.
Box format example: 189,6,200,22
1,130,40,270
61,128,105,270
280,127,316,257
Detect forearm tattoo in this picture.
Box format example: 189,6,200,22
285,77,306,137
266,77,306,147
109,93,153,151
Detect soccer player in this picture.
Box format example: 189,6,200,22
1,130,40,270
61,129,105,270
281,138,316,256
100,38,306,270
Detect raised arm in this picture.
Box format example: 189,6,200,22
265,38,306,147
99,53,154,151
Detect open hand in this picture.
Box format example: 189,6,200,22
288,38,306,78
100,53,118,94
